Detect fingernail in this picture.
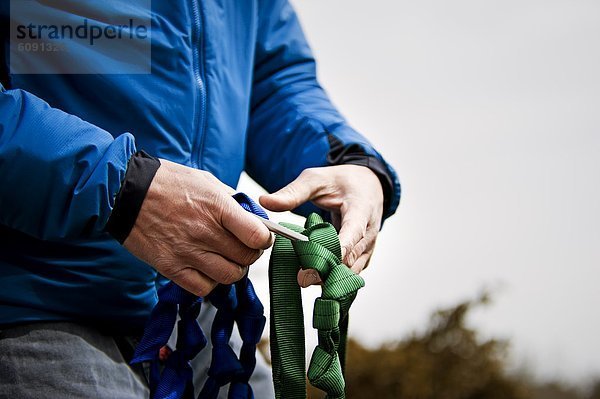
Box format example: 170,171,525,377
304,272,316,286
298,269,321,288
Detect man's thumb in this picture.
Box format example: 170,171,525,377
259,170,318,212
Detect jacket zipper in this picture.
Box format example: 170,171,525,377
190,0,207,168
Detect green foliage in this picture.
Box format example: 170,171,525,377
589,381,600,399
316,293,527,399
298,293,596,399
531,382,583,399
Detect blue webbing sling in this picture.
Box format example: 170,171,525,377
131,193,267,399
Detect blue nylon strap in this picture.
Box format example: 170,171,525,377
234,193,269,219
131,193,267,399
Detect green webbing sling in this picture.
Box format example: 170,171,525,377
269,213,365,399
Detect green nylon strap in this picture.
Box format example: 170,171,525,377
269,213,365,399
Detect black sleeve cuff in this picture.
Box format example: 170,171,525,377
105,151,161,244
326,135,394,218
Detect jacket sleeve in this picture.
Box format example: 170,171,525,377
246,0,400,220
0,84,137,240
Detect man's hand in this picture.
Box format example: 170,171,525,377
123,160,273,296
260,165,384,284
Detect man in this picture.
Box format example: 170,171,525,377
0,1,400,398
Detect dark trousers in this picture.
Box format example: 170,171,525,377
0,304,275,399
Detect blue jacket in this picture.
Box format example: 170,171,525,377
0,0,400,333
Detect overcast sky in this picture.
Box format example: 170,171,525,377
239,0,600,383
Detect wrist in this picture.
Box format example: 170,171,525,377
105,151,161,244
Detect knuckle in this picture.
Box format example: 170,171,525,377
346,251,357,266
195,282,216,297
366,224,379,238
355,239,367,255
194,285,209,297
238,248,261,266
219,265,244,284
342,242,353,254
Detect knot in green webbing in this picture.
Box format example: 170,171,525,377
269,213,365,399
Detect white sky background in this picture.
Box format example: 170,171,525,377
238,0,600,383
